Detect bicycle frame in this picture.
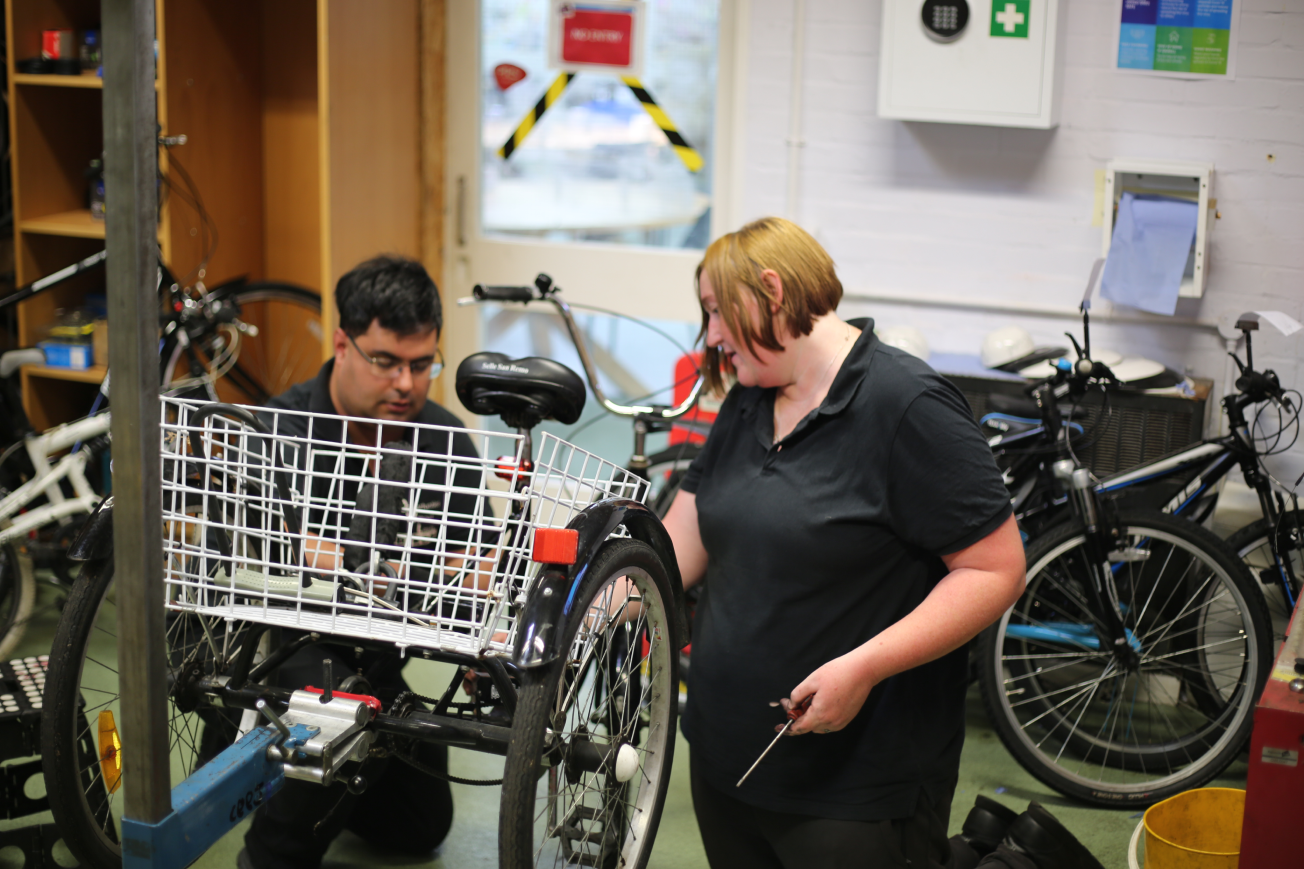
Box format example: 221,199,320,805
0,413,111,546
994,381,1302,615
463,274,707,475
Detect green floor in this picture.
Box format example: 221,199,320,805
2,577,1251,869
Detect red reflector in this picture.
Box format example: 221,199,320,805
532,528,579,565
495,456,532,482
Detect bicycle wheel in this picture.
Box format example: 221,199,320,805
41,557,270,868
499,538,680,869
207,283,322,406
1227,509,1304,649
0,541,35,659
978,511,1271,807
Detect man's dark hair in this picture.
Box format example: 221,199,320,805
335,255,442,337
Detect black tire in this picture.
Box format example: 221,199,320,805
1226,509,1304,649
642,442,701,519
978,511,1271,807
41,558,271,868
499,538,680,869
0,542,34,659
205,283,322,405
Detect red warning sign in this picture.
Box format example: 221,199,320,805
561,8,634,67
549,1,644,77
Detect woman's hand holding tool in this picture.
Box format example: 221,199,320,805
735,695,812,787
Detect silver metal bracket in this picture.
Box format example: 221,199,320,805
276,690,376,786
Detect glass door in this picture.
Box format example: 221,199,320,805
444,0,742,397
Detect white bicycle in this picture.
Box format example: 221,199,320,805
0,349,111,658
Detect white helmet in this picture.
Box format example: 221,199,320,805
981,326,1035,369
876,325,930,360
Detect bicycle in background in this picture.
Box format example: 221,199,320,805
463,273,709,512
0,255,321,656
975,308,1275,808
986,311,1302,645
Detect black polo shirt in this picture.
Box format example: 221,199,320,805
260,361,487,552
680,319,1011,821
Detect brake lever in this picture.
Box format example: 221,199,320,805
1091,361,1120,384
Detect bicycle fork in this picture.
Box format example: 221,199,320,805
1053,460,1140,669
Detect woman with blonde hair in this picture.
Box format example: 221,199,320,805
663,217,1026,867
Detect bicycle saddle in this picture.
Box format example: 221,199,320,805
455,352,586,429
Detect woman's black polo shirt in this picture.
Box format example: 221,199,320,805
680,319,1012,821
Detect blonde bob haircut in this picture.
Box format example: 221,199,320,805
695,217,843,393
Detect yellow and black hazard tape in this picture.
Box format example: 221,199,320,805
497,71,703,174
621,77,703,173
498,73,575,160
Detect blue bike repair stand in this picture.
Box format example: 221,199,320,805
120,723,316,869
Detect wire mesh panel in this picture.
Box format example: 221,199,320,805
159,398,647,657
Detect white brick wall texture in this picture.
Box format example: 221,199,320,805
736,0,1304,487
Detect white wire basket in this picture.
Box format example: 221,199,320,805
159,397,648,657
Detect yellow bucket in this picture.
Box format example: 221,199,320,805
1143,788,1244,869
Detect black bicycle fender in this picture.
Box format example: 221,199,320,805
512,498,690,670
68,495,114,562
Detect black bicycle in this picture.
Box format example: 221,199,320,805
974,313,1273,807
40,353,687,868
987,311,1302,645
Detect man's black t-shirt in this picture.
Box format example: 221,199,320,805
261,360,487,553
680,319,1012,821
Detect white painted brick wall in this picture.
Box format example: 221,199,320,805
736,0,1304,487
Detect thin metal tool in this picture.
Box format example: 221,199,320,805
736,696,811,787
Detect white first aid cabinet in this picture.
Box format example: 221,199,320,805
878,0,1066,128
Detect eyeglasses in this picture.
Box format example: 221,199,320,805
348,333,444,380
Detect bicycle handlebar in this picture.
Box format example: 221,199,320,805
464,275,705,421
472,284,537,304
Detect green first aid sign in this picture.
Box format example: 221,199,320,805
991,1,1030,38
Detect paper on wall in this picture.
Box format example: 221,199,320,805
1253,311,1302,337
1100,192,1198,316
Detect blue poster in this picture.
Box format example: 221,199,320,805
1157,0,1194,28
1116,0,1237,76
1118,24,1158,69
1194,0,1232,29
1121,0,1157,24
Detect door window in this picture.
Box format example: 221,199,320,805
481,0,721,249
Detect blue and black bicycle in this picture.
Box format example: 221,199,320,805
976,310,1288,807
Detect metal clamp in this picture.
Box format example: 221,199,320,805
276,690,376,786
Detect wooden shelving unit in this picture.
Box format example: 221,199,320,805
19,209,106,238
6,0,433,431
13,71,111,88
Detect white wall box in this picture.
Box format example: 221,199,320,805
878,0,1065,128
1102,159,1214,300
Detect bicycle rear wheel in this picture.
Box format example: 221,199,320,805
41,557,270,868
0,542,34,659
978,511,1271,807
499,538,679,869
204,283,322,405
1227,509,1304,648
